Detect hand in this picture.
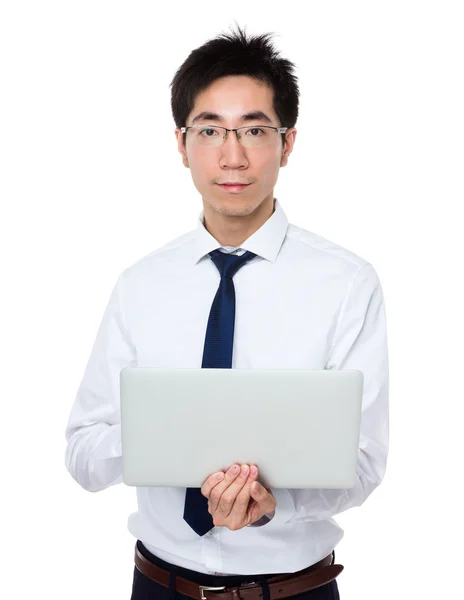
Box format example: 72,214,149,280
201,463,276,531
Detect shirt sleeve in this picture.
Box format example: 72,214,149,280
288,262,390,522
64,273,137,492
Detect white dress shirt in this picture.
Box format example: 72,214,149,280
64,198,389,575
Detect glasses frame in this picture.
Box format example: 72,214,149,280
180,124,288,147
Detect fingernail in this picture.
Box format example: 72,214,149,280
229,464,239,474
241,465,249,477
250,466,257,476
216,472,225,480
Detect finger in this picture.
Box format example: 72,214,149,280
247,498,265,524
228,468,255,527
201,470,226,499
247,492,276,525
208,464,242,512
215,464,251,519
248,464,258,481
229,464,259,526
250,482,276,513
247,465,265,498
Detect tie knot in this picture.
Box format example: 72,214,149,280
209,249,256,279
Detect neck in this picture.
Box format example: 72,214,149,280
202,193,275,247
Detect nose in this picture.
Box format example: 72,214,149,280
219,130,248,169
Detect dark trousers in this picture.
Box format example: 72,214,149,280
130,540,340,600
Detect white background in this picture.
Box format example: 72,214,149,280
1,1,463,599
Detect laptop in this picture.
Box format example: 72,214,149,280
120,367,363,489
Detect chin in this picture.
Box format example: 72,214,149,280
211,199,257,217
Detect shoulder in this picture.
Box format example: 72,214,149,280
283,222,377,291
286,222,369,270
119,228,196,286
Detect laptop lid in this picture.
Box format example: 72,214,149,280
120,368,363,488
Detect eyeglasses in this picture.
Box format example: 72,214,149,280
180,124,288,148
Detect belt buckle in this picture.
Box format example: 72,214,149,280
199,585,226,600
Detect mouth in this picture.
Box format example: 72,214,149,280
217,183,251,193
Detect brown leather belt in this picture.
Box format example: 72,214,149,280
134,543,344,600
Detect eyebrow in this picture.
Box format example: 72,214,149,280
190,111,274,126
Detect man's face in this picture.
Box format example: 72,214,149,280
175,75,296,218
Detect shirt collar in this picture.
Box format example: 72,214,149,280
193,198,289,265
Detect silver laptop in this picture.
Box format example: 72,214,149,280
120,368,363,489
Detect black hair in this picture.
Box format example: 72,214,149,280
170,23,299,146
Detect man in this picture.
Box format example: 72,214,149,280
65,24,389,600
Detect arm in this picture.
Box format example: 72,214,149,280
64,273,136,492
289,262,389,522
205,263,389,529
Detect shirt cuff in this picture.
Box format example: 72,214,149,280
248,489,295,527
248,511,275,527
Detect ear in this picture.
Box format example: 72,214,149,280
175,128,190,168
280,128,297,168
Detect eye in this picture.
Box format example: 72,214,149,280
245,127,266,136
199,128,219,137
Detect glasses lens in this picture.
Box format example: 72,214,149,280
188,125,276,148
238,126,274,148
189,126,224,147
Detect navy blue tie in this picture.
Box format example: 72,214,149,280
183,248,257,536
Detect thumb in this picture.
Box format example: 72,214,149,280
250,482,264,499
